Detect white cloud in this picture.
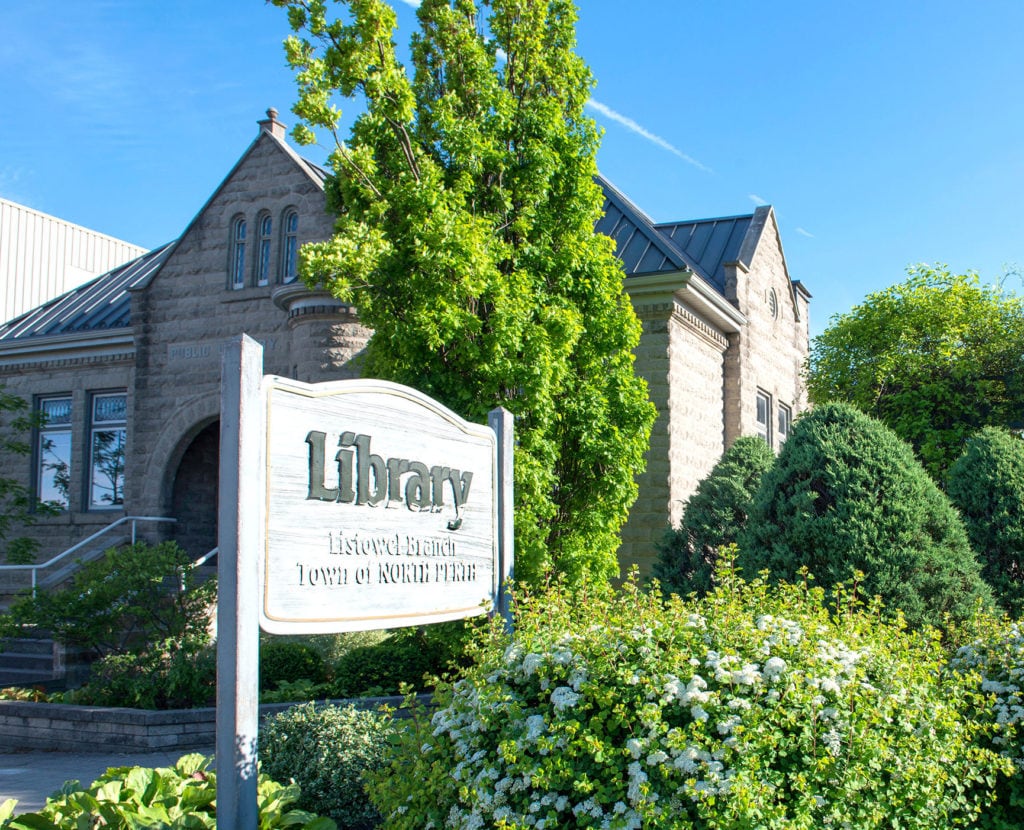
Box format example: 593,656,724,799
795,227,815,238
586,99,711,173
748,194,768,206
394,0,420,7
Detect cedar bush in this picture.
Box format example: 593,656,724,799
947,427,1024,617
260,640,329,692
739,403,992,629
258,703,394,830
366,567,1009,829
652,436,775,597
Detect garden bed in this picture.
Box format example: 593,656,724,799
0,694,412,752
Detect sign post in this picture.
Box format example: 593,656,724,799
216,333,513,827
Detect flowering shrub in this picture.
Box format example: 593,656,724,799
367,563,1008,829
950,616,1024,829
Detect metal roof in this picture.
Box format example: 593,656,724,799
596,176,755,294
0,243,174,341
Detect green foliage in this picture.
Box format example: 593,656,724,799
653,436,775,597
0,386,58,565
261,640,329,692
949,614,1024,829
273,0,655,585
947,427,1024,617
331,620,473,698
807,265,1024,479
0,541,215,659
68,637,216,709
367,567,1008,828
0,753,336,829
259,703,395,830
739,403,992,629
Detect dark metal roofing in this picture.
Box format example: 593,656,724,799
656,215,753,292
596,176,755,294
0,243,174,341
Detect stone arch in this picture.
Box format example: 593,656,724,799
169,421,220,558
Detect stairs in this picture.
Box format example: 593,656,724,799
0,635,64,689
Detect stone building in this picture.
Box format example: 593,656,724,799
0,110,809,577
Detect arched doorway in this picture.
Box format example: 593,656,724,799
170,421,219,558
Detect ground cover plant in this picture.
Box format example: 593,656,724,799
367,564,1009,829
0,753,335,829
739,402,992,629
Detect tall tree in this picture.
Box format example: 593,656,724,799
807,265,1024,480
273,0,655,584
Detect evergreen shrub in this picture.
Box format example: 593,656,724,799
739,403,991,628
947,427,1024,617
259,703,395,830
653,436,775,597
366,565,1007,829
260,640,329,692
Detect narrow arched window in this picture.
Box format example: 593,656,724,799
281,209,299,284
230,215,247,290
255,212,272,287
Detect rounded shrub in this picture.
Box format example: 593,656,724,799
739,402,991,628
366,567,1007,829
258,702,395,830
653,435,775,597
947,426,1024,617
260,640,329,692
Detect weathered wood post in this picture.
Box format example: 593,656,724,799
488,407,514,631
216,335,263,829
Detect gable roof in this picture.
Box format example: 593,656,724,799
595,175,762,295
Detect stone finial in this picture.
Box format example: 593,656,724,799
258,107,286,141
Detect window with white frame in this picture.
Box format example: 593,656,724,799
230,215,247,289
778,402,792,445
255,212,272,287
89,392,126,508
36,396,72,509
755,390,772,447
281,209,299,284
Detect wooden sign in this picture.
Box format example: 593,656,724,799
258,376,499,633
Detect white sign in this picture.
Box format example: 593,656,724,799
257,376,498,634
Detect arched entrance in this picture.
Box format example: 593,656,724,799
170,421,220,558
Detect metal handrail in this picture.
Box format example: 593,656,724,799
0,515,177,596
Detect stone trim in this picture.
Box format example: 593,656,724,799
671,303,729,350
0,352,134,375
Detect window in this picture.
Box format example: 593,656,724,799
768,287,779,320
255,213,272,287
37,396,72,509
230,215,247,289
755,390,772,447
281,209,299,284
778,402,792,445
89,393,126,508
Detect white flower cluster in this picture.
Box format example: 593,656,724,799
951,623,1024,766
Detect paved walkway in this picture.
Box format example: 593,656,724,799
0,746,215,815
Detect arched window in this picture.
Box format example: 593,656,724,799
255,212,272,287
230,215,247,290
281,209,299,284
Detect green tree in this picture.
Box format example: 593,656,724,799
652,435,775,598
0,386,57,564
947,427,1024,617
739,403,992,629
273,0,655,584
806,265,1024,479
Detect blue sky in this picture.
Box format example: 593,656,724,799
3,0,1023,337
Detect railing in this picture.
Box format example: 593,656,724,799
0,515,177,597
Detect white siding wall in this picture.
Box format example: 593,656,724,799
0,198,146,323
